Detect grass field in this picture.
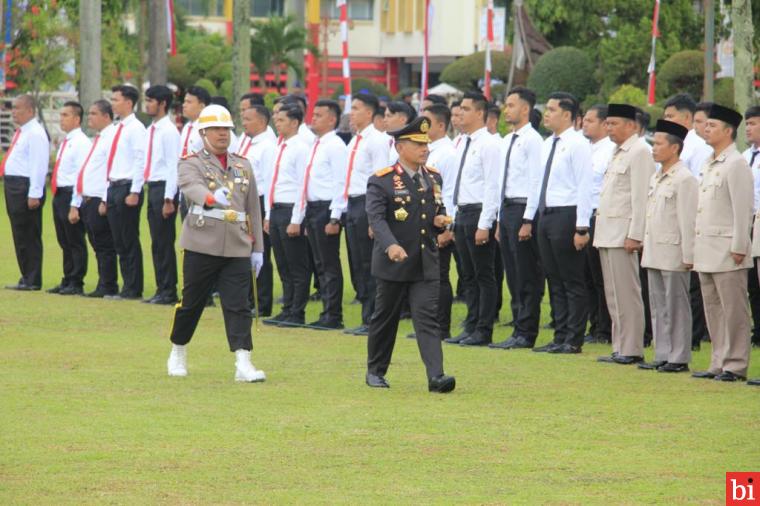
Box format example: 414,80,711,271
1,182,759,505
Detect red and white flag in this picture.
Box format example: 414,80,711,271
338,0,351,114
420,0,433,105
167,0,177,56
484,0,494,100
646,0,660,105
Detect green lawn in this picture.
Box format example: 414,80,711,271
0,182,758,505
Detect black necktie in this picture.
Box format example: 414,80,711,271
452,136,472,207
500,133,519,200
751,150,759,168
538,137,560,215
413,172,423,192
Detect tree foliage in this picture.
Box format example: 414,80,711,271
658,50,711,100
250,16,317,91
526,47,596,103
439,50,511,92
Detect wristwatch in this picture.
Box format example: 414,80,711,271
329,218,341,226
575,228,589,236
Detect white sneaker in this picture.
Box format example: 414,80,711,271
167,344,188,376
234,349,266,382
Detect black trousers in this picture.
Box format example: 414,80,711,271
690,271,710,346
536,207,587,347
52,186,87,288
499,201,543,341
749,259,760,345
80,197,118,295
146,182,178,298
494,244,504,319
254,195,273,315
4,176,44,287
304,201,343,323
438,242,454,339
585,214,611,341
170,250,253,351
368,278,444,380
345,195,375,324
639,260,653,344
344,211,360,301
454,206,497,338
269,203,310,320
106,182,144,297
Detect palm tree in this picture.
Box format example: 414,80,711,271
251,15,318,92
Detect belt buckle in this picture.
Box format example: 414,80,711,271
223,209,238,223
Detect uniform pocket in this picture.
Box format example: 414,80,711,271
655,232,680,245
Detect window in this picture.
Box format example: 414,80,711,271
321,0,374,20
250,0,284,17
179,0,223,17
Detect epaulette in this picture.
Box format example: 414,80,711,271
181,152,198,160
424,165,439,174
375,166,394,177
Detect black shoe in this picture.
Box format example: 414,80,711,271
263,312,290,325
365,373,389,388
151,295,179,305
691,343,701,352
444,331,471,344
352,324,369,336
714,371,746,382
597,353,618,363
459,333,492,347
307,319,344,330
547,343,582,354
657,362,689,373
611,355,643,365
6,283,40,291
533,342,561,353
277,316,305,327
119,292,141,300
428,374,456,393
46,284,65,294
489,335,534,350
142,294,160,304
399,311,412,320
85,289,109,298
691,371,717,379
637,360,667,370
747,378,760,386
60,286,83,296
501,319,515,327
406,332,416,339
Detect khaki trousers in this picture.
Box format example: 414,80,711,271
647,269,692,364
600,248,645,357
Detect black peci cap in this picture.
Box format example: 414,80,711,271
654,119,688,141
607,103,638,120
708,104,743,129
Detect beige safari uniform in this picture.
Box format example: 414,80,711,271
594,134,655,357
694,144,753,377
641,161,698,364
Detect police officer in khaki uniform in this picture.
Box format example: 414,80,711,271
166,105,266,383
639,120,698,373
364,117,456,393
595,104,656,365
691,104,754,382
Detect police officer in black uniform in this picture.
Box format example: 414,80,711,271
364,117,456,393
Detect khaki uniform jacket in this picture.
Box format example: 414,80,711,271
694,144,753,272
640,161,698,271
178,149,264,257
594,134,655,248
752,215,760,257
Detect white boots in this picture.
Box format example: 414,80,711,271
234,349,266,382
167,346,265,383
167,344,188,376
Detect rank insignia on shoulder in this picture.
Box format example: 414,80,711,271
425,165,439,174
375,166,394,177
181,152,197,160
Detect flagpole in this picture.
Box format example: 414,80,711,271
646,0,660,106
338,0,352,114
167,0,177,56
420,0,431,106
484,0,494,100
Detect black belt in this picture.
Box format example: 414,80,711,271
457,204,482,212
272,203,294,209
109,179,131,187
146,180,166,187
348,195,366,202
307,200,331,206
541,205,576,215
55,186,74,193
503,197,527,206
2,175,28,182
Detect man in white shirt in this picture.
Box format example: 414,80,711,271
143,85,181,305
68,100,119,298
384,101,416,166
486,103,502,138
295,99,348,329
490,87,545,350
49,101,91,295
178,86,210,219
443,92,501,347
582,104,615,345
263,103,311,326
240,92,277,144
334,93,391,335
743,105,760,351
519,92,594,354
693,102,712,140
107,84,147,299
1,94,50,290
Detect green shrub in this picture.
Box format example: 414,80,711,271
194,78,217,96
608,84,648,107
527,46,597,103
714,78,734,108
439,50,511,92
658,50,719,99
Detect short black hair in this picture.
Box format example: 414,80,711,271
547,92,579,122
111,84,139,108
281,94,307,111
374,105,386,119
352,93,380,115
423,94,447,106
587,104,608,121
278,103,304,124
487,103,501,121
423,104,451,130
745,106,760,120
530,108,542,130
186,85,211,106
635,108,650,131
145,84,173,112
314,99,341,130
696,102,713,114
386,100,416,125
462,91,488,113
241,92,265,107
450,100,462,109
661,133,684,155
63,101,84,121
210,96,230,110
92,99,113,120
664,93,697,115
245,104,271,124
507,86,536,109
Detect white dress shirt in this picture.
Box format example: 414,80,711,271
179,120,203,157
264,134,310,223
498,123,543,203
387,134,399,166
682,129,713,179
265,125,278,143
71,124,116,207
3,118,50,198
743,145,760,212
589,136,616,210
237,130,277,198
108,113,147,194
452,126,501,229
144,115,181,199
426,136,458,216
53,128,91,189
333,123,391,213
298,123,317,147
524,126,594,228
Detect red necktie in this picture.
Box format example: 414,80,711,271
268,143,287,208
0,129,21,177
181,124,193,157
51,138,69,195
238,136,253,157
455,135,462,148
342,134,363,199
76,135,100,195
143,125,156,180
106,123,125,179
300,139,321,210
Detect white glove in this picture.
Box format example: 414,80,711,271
250,252,264,277
213,188,230,207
